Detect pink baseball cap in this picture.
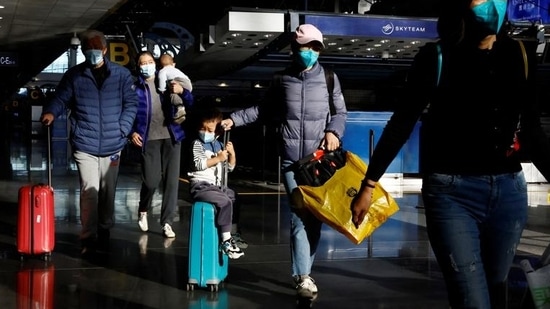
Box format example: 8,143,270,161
294,24,325,48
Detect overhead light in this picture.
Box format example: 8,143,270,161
253,82,263,88
211,11,284,51
218,82,228,87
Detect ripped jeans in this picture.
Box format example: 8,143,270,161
422,172,528,309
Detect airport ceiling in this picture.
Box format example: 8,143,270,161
0,0,442,102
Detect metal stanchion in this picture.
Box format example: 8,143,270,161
368,129,374,258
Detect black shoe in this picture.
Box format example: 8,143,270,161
81,238,96,257
97,228,110,241
97,229,110,252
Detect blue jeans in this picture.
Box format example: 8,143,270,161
282,160,323,278
422,172,527,309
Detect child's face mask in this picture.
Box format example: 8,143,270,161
199,130,216,143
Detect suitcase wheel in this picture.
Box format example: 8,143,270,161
19,252,52,262
43,252,52,262
186,283,195,291
208,284,219,292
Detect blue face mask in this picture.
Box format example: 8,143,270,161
84,49,104,66
139,64,156,78
199,131,216,144
297,49,319,69
472,0,507,34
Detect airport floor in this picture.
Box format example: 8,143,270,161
1,164,550,309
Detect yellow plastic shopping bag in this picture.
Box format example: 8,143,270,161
292,151,399,245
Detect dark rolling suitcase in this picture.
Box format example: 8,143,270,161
187,130,231,292
17,126,55,261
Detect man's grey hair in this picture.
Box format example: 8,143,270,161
79,29,107,48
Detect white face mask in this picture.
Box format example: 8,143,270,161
199,130,216,143
84,49,104,66
139,64,156,78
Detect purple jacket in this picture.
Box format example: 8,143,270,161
132,74,194,149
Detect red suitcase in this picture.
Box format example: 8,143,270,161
17,126,55,261
16,262,55,309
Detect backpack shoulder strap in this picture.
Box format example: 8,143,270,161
517,39,528,80
272,70,284,87
323,67,335,115
435,42,442,86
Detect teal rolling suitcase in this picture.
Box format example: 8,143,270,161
186,201,228,292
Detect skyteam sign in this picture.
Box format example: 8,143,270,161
304,14,438,39
508,0,550,24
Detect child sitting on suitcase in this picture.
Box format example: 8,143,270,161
187,107,247,259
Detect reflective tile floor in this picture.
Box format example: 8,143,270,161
1,166,550,309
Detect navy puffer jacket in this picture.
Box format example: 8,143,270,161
45,59,138,156
229,62,347,162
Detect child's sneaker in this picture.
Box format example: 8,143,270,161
231,233,249,249
220,237,244,259
173,105,186,124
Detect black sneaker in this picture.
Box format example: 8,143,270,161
220,237,244,259
231,233,249,249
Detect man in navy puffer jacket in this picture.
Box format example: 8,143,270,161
41,29,138,256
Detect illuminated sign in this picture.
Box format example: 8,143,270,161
105,36,138,70
0,52,18,67
305,15,438,39
508,0,550,24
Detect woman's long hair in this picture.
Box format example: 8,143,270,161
436,0,470,45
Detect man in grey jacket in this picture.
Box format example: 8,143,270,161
221,24,347,299
41,30,138,257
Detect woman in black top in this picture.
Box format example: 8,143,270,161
352,1,550,308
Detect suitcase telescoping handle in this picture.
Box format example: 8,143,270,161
221,128,230,189
46,125,52,186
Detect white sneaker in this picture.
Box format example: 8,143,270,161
162,223,176,238
173,106,186,124
138,212,148,232
295,276,318,298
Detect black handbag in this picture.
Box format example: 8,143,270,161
291,148,347,187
